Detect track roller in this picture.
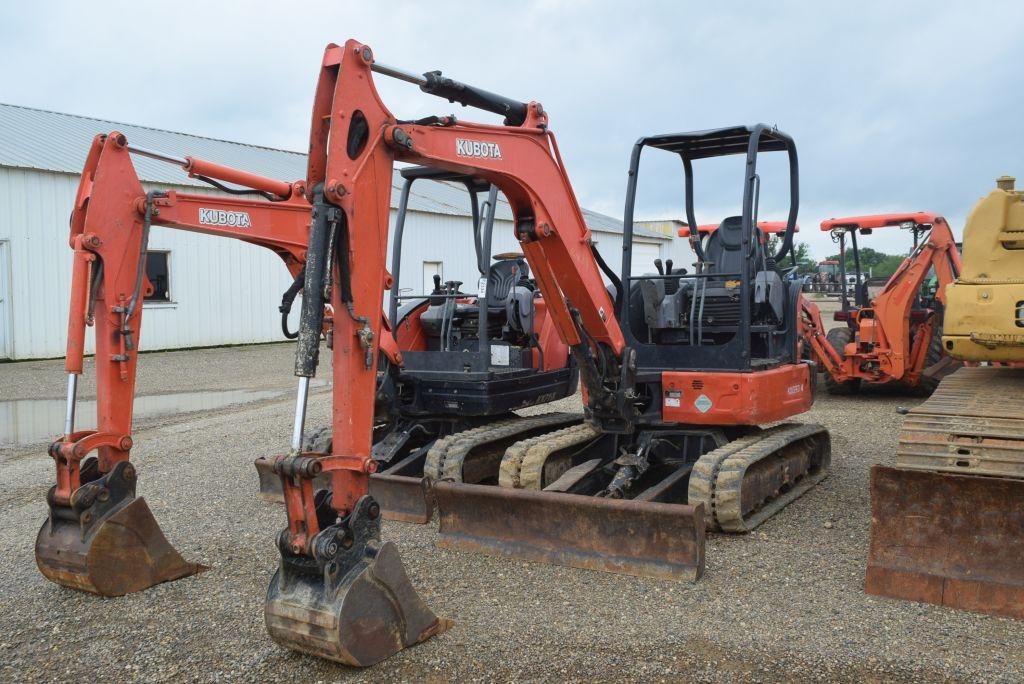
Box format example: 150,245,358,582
498,422,598,489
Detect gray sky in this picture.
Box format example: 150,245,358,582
2,1,1022,259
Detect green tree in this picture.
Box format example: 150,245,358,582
766,236,816,273
872,254,907,279
825,246,894,271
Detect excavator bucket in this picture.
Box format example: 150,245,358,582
265,496,450,666
866,465,1024,619
433,481,705,581
35,461,204,596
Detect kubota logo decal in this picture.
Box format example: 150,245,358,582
456,138,502,159
199,208,252,228
787,384,804,395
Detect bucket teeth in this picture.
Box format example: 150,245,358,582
35,461,204,596
265,495,450,666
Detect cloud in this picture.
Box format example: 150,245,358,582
2,0,1021,258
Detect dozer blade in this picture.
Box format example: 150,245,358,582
369,473,434,524
256,457,434,524
265,495,450,666
35,461,203,596
433,481,705,581
866,465,1024,619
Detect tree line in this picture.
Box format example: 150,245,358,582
765,236,906,279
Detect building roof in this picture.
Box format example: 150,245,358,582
0,102,666,241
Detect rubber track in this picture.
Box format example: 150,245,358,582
689,423,830,533
423,413,582,482
498,421,596,489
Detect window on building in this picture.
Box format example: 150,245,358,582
144,251,171,302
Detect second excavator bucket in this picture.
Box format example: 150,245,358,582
866,465,1024,619
265,495,450,666
433,481,705,581
35,460,204,596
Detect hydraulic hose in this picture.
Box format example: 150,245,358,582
294,185,333,378
279,265,306,340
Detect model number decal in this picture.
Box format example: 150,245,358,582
787,383,804,395
199,208,252,228
456,138,503,159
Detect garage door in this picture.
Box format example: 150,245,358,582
630,241,662,277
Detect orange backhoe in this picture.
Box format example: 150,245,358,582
37,39,830,667
802,213,962,394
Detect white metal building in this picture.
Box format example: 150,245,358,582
0,103,669,360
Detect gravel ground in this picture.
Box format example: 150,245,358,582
1,343,1021,682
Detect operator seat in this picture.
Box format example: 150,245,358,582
703,216,762,279
486,258,529,310
486,257,535,334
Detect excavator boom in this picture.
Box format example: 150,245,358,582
289,40,708,580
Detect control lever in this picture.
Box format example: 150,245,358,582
654,259,664,275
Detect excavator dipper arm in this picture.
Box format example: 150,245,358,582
274,41,709,589
268,41,638,664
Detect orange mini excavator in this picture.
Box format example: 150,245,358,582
801,213,962,395
37,39,829,667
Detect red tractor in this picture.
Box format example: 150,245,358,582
804,259,841,294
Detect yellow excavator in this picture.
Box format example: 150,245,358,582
867,175,1024,619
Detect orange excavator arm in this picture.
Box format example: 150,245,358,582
49,123,450,665
301,40,635,487
55,131,311,504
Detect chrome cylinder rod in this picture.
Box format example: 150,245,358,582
125,143,188,167
290,376,310,453
370,61,427,86
64,373,78,436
